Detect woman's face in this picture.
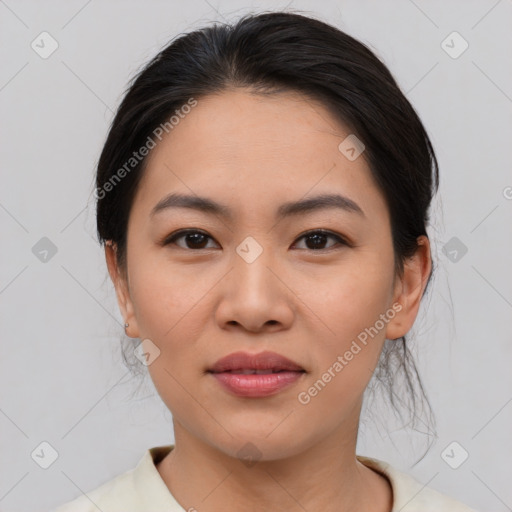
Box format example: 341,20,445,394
107,88,429,461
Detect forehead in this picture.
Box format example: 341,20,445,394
133,88,388,222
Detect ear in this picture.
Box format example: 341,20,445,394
105,241,140,338
385,235,432,341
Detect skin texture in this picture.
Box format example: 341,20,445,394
105,88,431,512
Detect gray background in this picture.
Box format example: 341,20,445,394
1,1,511,511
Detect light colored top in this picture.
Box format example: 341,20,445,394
51,444,478,511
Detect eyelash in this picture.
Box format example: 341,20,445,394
160,229,351,252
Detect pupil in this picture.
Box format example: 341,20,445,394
307,233,326,250
187,233,207,248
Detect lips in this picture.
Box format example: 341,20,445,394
208,350,305,374
207,351,306,398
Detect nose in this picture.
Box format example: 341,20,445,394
215,245,295,334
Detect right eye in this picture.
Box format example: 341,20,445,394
161,229,219,250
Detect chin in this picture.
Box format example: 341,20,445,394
202,425,313,464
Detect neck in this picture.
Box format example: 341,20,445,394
156,418,392,512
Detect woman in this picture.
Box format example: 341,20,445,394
53,11,478,512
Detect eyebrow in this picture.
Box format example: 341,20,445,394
150,192,365,220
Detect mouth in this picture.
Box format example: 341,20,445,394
207,351,306,398
208,350,305,373
211,368,305,375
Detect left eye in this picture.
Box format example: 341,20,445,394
292,230,348,251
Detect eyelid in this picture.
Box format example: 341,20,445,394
160,228,217,248
292,229,352,250
160,228,352,250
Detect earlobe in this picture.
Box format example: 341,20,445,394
104,241,140,338
385,236,432,341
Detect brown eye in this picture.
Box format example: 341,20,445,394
293,230,348,251
163,230,218,250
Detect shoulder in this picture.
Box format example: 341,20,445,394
50,464,146,512
50,446,184,512
50,469,137,512
357,456,478,512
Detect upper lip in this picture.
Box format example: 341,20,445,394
208,351,305,373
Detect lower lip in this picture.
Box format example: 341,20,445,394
210,371,304,397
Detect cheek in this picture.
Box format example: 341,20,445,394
127,252,204,339
297,252,395,396
126,253,212,375
299,252,395,342
295,279,392,417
